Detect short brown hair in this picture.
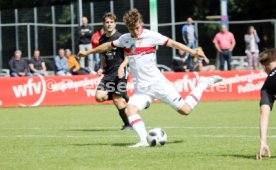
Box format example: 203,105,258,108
102,12,117,23
258,49,276,66
123,8,143,28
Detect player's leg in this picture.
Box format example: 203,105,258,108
95,79,109,102
112,93,131,130
180,76,223,114
159,76,222,115
126,94,153,147
95,90,109,102
112,78,131,130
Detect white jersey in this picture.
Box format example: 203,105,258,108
112,29,169,87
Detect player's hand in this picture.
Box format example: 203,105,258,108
190,48,205,58
97,68,103,76
77,51,88,57
194,49,206,58
256,143,271,160
118,67,125,79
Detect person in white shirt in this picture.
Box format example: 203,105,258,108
78,9,222,148
244,26,260,70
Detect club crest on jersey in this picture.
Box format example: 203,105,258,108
130,44,136,52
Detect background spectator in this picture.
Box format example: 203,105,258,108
189,47,216,72
91,27,104,72
182,17,197,69
173,49,189,72
9,50,32,77
213,25,236,71
65,49,89,75
244,26,260,70
78,16,94,73
29,50,48,76
54,48,71,76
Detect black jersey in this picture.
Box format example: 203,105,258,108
99,31,125,81
260,68,276,110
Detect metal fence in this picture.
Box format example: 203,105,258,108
0,0,275,70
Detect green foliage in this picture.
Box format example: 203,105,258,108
0,101,276,169
58,6,71,24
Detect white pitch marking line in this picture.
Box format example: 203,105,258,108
0,134,276,139
1,126,276,130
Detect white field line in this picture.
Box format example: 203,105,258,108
0,134,276,139
1,126,276,130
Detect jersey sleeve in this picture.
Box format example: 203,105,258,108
260,86,275,110
111,35,125,48
150,31,169,46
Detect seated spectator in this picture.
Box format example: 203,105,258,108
189,47,216,72
29,50,48,76
173,50,189,72
65,49,89,75
54,48,71,76
9,50,32,77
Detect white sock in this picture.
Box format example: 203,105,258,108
128,114,147,143
185,83,208,109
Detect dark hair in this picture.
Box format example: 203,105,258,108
258,49,276,66
102,12,117,23
123,8,143,28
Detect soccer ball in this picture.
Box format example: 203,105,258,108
147,128,167,146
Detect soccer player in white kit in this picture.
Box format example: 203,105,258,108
78,9,222,148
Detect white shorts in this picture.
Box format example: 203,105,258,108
128,78,185,111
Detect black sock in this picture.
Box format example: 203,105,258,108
123,94,129,103
118,107,130,126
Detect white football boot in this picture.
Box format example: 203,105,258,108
198,75,223,87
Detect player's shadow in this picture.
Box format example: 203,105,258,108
112,143,137,147
167,140,184,144
112,140,184,147
70,140,184,147
65,128,118,132
221,154,276,160
71,143,110,146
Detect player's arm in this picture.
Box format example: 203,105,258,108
97,55,105,76
256,105,271,160
166,39,205,58
118,54,128,79
256,89,273,160
78,42,113,57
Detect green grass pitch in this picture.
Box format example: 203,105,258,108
0,100,275,170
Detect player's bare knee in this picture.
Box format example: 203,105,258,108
95,94,106,102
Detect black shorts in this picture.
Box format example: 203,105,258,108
96,78,128,100
260,89,275,110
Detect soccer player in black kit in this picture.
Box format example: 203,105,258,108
256,49,276,160
95,12,131,130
